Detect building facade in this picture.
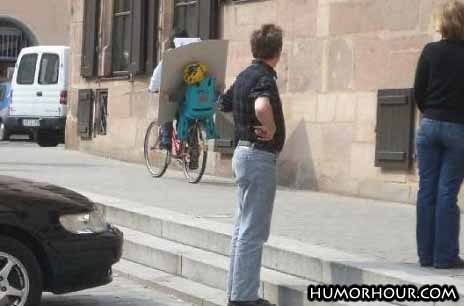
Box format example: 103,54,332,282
0,0,71,80
67,0,462,205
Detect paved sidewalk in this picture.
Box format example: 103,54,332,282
42,273,193,306
0,144,463,265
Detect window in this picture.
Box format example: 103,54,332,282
174,0,198,37
81,0,160,78
17,53,37,85
174,0,219,40
94,89,108,136
39,53,60,84
0,27,28,62
112,0,132,73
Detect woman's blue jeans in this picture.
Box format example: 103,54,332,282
416,118,464,266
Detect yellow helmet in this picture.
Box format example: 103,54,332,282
183,63,207,85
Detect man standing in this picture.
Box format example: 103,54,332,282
220,24,285,306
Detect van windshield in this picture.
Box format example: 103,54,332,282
39,53,60,85
17,54,38,85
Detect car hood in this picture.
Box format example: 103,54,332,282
0,176,94,214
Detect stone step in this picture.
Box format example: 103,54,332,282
119,225,313,305
114,260,393,306
114,259,226,306
78,190,464,306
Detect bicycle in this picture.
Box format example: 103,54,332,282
144,119,208,184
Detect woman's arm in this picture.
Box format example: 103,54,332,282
414,47,430,112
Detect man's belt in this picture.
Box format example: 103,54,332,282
237,140,277,155
237,140,256,148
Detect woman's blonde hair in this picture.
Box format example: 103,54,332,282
437,0,464,40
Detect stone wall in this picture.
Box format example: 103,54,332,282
0,0,70,45
67,0,463,205
221,0,460,204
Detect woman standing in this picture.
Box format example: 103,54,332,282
415,0,464,269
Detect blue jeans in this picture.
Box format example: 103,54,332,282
161,121,173,145
227,146,277,301
416,118,464,266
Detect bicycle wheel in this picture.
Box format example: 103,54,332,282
183,122,208,184
144,121,170,177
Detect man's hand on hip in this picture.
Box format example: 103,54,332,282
255,96,276,142
255,125,275,141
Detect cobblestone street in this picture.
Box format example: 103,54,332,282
41,273,193,306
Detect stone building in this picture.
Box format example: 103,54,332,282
67,0,459,205
0,0,71,80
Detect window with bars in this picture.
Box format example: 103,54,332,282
94,89,108,136
0,27,27,62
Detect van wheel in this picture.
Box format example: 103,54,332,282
0,123,9,141
0,236,43,306
37,131,59,147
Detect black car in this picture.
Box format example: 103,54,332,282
0,176,123,306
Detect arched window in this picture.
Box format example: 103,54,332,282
0,18,36,80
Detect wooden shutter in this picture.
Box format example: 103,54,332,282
81,0,100,78
375,89,416,170
78,89,94,139
128,0,146,75
145,0,160,74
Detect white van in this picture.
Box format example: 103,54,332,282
7,46,69,146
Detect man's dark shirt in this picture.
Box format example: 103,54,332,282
221,59,286,153
414,40,464,124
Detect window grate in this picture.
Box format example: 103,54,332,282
94,89,108,136
0,27,27,62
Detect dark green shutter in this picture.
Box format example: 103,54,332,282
375,89,416,170
145,0,160,74
81,0,100,78
78,89,94,139
129,0,146,75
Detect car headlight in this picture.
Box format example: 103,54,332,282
59,210,108,234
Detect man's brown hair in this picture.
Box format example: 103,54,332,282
250,24,283,60
439,0,464,40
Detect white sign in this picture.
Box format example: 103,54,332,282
23,119,40,127
173,37,201,48
158,40,229,125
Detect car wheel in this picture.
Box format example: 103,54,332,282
37,131,59,147
0,236,43,306
0,122,9,141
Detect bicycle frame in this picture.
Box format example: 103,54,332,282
169,120,201,160
170,130,183,158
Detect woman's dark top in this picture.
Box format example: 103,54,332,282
414,40,464,124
